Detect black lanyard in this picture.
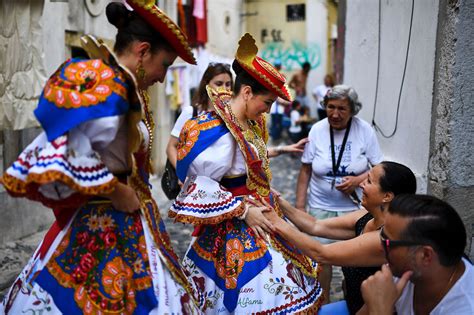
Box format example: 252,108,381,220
330,118,352,183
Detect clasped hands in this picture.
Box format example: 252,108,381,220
244,189,284,240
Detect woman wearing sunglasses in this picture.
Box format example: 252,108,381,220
263,161,417,314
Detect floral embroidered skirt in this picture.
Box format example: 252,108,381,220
183,219,323,314
0,201,201,315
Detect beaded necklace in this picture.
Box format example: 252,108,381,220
138,89,154,155
226,103,269,174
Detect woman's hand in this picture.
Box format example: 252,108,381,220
105,183,140,213
270,187,281,199
262,207,283,226
335,175,360,195
276,196,293,216
244,199,274,239
284,138,309,154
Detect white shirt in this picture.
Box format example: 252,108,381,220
271,101,285,115
186,133,246,180
171,106,194,138
289,110,302,133
395,258,474,315
312,84,331,109
301,117,383,211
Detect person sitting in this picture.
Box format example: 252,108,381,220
358,194,474,315
263,161,416,314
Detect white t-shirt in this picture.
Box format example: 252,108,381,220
271,101,285,115
289,110,302,133
301,117,383,211
395,258,474,315
171,106,202,138
312,84,330,109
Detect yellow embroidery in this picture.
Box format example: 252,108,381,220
176,116,222,161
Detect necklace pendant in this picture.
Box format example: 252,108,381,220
331,178,336,190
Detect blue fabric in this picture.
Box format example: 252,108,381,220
34,58,130,142
35,202,158,314
187,218,272,312
319,300,350,315
176,113,229,182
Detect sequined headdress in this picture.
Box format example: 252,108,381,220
235,33,291,101
126,0,196,64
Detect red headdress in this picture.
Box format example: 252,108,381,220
235,33,291,101
125,0,196,64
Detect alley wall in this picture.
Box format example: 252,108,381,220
343,0,439,192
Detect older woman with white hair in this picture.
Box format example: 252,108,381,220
294,84,383,304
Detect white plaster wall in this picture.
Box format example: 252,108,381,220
306,0,328,117
42,1,68,75
0,1,47,130
207,0,243,58
42,0,116,75
344,0,439,192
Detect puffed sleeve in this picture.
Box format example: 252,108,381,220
169,133,245,225
1,116,124,208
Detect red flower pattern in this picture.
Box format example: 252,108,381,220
79,253,96,272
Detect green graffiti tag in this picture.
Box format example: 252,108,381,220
261,41,321,71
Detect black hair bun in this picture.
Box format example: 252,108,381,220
106,2,130,30
232,60,246,76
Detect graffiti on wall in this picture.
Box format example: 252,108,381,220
261,41,321,71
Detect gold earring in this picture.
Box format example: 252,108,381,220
136,60,146,82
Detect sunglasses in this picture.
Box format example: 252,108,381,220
380,227,425,257
208,62,231,70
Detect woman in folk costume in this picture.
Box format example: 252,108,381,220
169,33,323,314
0,1,202,314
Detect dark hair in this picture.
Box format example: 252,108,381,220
388,194,467,266
379,161,417,196
106,2,174,55
302,62,311,71
292,100,301,110
192,63,233,111
232,60,269,96
324,74,335,87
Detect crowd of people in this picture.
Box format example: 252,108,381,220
0,0,472,314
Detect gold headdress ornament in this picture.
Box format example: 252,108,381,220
235,33,292,101
126,0,196,64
